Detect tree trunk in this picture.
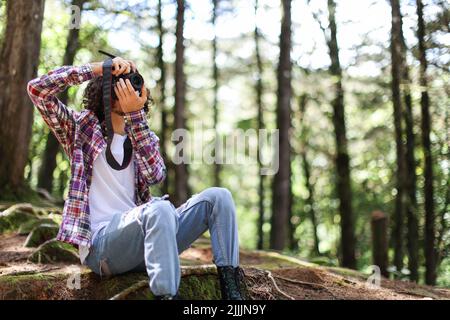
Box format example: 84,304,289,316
0,0,46,198
416,0,436,285
254,0,265,250
390,0,407,276
37,135,59,193
173,0,189,207
157,0,170,196
37,0,86,194
212,0,222,187
299,95,320,256
395,5,419,282
371,211,389,278
270,0,292,251
326,0,356,269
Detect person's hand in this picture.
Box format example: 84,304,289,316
114,79,148,113
90,58,137,76
111,57,136,76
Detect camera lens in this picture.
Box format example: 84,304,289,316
130,73,143,89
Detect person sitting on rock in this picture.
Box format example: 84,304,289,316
27,56,243,300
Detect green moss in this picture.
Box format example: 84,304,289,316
28,239,79,263
0,270,222,300
325,266,369,280
309,256,338,267
106,272,223,300
179,274,221,299
18,218,58,235
24,224,59,247
240,250,314,270
0,208,38,234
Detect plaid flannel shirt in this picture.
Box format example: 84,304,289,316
27,64,166,249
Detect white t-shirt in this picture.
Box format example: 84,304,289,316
79,133,136,263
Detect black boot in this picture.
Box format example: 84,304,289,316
217,266,245,300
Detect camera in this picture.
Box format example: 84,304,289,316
112,72,144,100
98,50,144,100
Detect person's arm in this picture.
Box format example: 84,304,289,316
27,64,95,158
115,78,167,185
124,109,167,185
27,58,131,158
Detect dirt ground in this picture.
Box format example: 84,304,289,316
179,241,450,300
1,232,449,300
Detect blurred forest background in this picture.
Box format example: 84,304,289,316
0,0,448,287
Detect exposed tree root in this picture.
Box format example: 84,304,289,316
110,280,148,300
272,274,337,299
265,270,295,300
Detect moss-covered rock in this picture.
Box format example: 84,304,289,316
18,218,58,235
28,239,79,264
24,224,59,247
0,204,38,234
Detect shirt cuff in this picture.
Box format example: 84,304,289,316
123,108,147,125
78,64,95,82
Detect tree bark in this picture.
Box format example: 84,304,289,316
212,0,222,187
157,0,170,196
270,0,292,251
417,0,436,285
395,4,420,282
173,0,189,207
254,0,266,250
371,211,389,278
37,0,87,194
299,95,320,256
0,0,46,197
326,0,356,269
390,0,407,276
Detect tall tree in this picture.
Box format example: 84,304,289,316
0,0,46,197
173,0,189,206
211,0,222,187
390,0,407,276
417,0,436,285
157,0,170,196
299,95,320,256
396,1,420,282
254,0,266,250
38,0,87,193
326,0,356,268
270,0,292,250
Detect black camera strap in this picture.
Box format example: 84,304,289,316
102,58,133,170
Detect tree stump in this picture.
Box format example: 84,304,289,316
371,211,389,278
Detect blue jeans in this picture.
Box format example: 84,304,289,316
84,187,240,296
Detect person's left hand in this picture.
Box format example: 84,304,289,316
114,78,148,113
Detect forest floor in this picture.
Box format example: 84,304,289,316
1,201,449,300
